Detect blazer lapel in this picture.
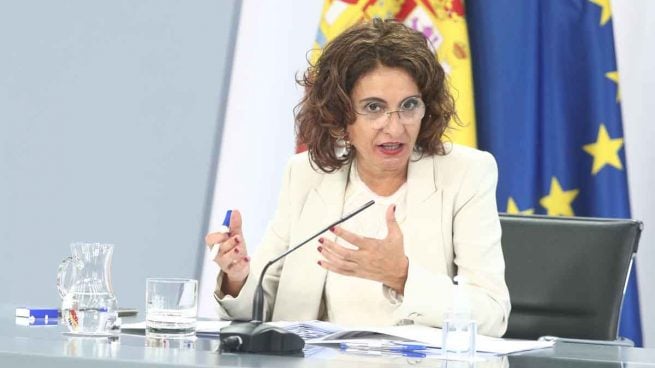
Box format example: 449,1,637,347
406,153,438,208
272,163,350,321
404,154,447,273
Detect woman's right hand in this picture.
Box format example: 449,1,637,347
205,209,250,296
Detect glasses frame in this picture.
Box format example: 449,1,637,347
355,98,426,129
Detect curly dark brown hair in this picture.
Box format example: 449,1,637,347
294,18,457,173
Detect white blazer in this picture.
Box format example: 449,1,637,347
214,143,511,337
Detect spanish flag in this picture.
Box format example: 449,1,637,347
312,0,477,148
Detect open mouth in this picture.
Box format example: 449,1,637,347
377,143,404,155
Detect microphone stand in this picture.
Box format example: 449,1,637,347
219,200,375,354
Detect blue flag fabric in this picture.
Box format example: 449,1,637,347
466,0,642,345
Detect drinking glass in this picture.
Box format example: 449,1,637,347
145,278,198,338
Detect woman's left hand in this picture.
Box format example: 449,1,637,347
317,204,409,294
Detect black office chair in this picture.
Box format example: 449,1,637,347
499,214,642,342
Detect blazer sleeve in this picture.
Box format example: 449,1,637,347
213,159,295,321
392,152,511,337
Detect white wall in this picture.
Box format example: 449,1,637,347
613,0,655,347
198,0,323,316
0,0,240,310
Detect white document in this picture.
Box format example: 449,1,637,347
303,322,554,355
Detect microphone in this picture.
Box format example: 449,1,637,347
219,200,375,354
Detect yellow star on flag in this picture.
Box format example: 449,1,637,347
506,197,534,215
605,71,621,102
583,123,624,175
539,177,579,216
589,0,612,26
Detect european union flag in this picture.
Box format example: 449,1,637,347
467,0,642,345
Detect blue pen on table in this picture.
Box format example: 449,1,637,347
339,341,431,358
339,341,428,351
16,307,59,320
340,348,427,358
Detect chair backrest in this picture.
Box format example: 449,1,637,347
499,214,642,341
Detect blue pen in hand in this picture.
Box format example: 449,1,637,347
219,209,232,233
210,210,232,260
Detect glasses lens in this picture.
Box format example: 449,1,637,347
365,111,385,121
399,106,424,124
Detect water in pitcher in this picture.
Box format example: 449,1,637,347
61,291,118,335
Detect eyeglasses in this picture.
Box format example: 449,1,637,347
355,96,426,129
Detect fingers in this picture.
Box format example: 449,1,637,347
205,209,250,281
330,226,369,250
215,239,248,270
317,259,357,275
229,209,243,237
317,237,359,275
225,255,250,272
205,208,246,265
317,250,357,275
206,233,240,261
207,233,248,272
385,204,402,239
217,235,243,257
318,237,356,261
206,232,230,261
209,240,222,261
205,232,230,249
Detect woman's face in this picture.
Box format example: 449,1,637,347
347,65,422,178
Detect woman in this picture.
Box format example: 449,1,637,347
205,19,510,337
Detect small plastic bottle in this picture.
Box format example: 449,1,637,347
442,275,477,359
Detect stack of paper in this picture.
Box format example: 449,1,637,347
294,322,553,354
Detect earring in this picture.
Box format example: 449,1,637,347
334,137,351,159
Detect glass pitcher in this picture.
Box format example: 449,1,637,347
56,242,118,335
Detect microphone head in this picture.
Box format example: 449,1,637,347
220,321,305,354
